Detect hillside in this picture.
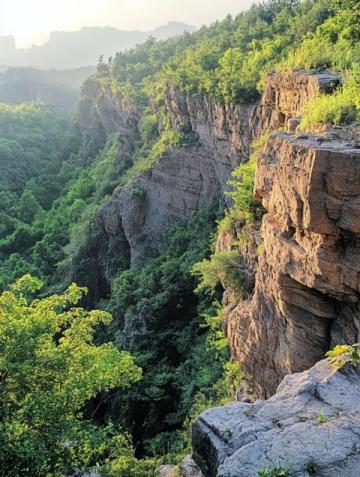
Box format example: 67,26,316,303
0,1,359,476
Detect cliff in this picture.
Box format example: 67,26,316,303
84,70,341,274
77,71,357,358
225,129,360,397
75,70,360,476
84,80,273,272
193,360,360,477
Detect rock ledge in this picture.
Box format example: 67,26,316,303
193,360,360,477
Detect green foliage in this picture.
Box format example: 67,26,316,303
333,0,360,41
258,466,290,477
219,133,268,238
0,275,141,476
100,433,160,477
280,12,360,72
326,343,360,369
0,104,80,289
95,210,235,457
300,66,360,130
0,103,76,195
102,0,334,105
316,410,328,424
192,251,245,296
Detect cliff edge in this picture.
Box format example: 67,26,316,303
193,360,360,477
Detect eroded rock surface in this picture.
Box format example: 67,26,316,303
193,360,360,477
96,147,224,266
225,131,360,396
164,86,270,165
262,70,341,129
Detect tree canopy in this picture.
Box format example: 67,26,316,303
0,275,141,476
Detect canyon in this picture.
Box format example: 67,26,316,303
76,68,360,475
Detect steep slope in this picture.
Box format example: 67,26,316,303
225,128,360,396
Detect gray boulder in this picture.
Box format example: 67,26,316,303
192,360,360,477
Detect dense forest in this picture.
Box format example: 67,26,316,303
0,0,359,476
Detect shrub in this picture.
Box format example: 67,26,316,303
219,133,268,236
192,250,245,295
258,466,290,477
316,410,328,424
299,66,360,130
326,343,360,369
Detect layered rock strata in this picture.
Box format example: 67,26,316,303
225,131,360,396
91,71,340,269
262,70,341,128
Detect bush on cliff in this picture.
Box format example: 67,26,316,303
192,250,245,296
300,65,360,129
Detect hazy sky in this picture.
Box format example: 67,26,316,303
0,0,256,48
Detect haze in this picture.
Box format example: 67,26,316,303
1,0,255,48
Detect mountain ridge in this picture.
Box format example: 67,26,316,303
0,22,197,70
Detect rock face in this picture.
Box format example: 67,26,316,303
78,77,140,162
96,147,224,266
91,83,276,270
225,131,360,396
164,86,270,166
262,70,341,129
193,360,360,477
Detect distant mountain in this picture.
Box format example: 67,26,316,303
0,66,95,111
0,22,196,70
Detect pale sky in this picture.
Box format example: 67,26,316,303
0,0,256,48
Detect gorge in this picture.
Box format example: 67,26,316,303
0,1,360,476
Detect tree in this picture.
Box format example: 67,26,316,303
0,275,142,476
333,0,360,40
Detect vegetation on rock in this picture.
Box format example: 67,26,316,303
0,0,359,474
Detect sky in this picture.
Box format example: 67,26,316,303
0,0,255,48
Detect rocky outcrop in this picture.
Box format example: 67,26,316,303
78,77,140,162
193,360,360,477
262,70,341,129
164,87,271,166
96,147,224,266
225,130,360,396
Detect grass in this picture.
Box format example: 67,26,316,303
299,66,360,131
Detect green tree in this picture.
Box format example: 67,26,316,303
0,275,142,476
333,0,360,41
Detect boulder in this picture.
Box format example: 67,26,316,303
193,360,360,477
